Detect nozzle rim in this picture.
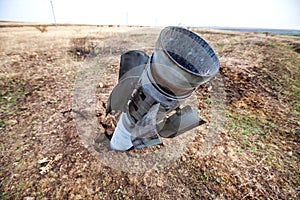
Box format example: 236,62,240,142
158,26,220,78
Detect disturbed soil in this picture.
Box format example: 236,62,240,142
0,23,299,199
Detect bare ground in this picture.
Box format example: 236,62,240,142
0,24,299,199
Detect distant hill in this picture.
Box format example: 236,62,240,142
211,27,300,36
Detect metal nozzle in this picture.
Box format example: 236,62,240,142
108,27,220,150
149,26,219,98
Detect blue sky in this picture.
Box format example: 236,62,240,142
0,0,299,29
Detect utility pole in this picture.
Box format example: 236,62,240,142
50,0,57,27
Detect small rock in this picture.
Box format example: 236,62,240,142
207,85,212,92
6,119,18,125
181,155,187,161
99,82,104,88
38,157,49,164
287,151,293,157
264,166,270,171
24,197,35,200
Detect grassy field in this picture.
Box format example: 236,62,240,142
0,23,299,199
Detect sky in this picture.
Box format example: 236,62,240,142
0,0,299,30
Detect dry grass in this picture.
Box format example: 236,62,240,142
0,23,299,199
